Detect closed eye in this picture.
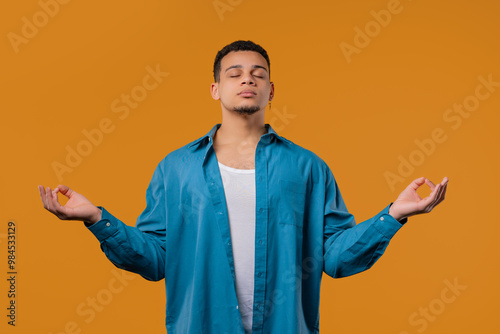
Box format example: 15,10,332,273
228,74,264,78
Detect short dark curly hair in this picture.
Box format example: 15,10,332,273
213,40,270,83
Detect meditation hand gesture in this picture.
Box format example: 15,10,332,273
38,185,102,225
389,177,449,222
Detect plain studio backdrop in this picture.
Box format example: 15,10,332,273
1,0,498,333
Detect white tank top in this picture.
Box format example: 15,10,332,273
218,161,255,334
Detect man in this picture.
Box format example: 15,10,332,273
39,40,448,333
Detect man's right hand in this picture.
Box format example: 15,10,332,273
38,185,102,225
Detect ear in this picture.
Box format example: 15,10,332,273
269,81,275,101
210,82,220,100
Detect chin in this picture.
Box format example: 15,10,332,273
232,103,261,115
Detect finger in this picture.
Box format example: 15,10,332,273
38,185,48,209
47,187,62,214
427,183,446,212
428,176,445,197
46,187,52,211
38,185,45,202
50,188,64,214
415,184,438,208
408,177,426,191
441,181,448,197
424,178,437,192
432,181,448,207
46,186,54,210
414,177,448,213
53,187,64,199
427,177,448,210
56,184,73,198
421,183,442,212
429,185,442,209
441,176,449,186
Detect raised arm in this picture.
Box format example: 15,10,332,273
323,167,448,279
38,162,167,281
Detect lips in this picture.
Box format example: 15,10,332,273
238,90,256,97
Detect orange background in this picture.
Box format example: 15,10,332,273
1,0,499,333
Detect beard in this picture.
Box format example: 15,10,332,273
232,104,260,115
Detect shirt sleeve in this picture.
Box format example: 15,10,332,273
84,162,166,281
322,166,407,278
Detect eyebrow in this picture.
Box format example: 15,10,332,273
224,65,268,73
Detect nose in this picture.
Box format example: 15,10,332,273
241,72,255,85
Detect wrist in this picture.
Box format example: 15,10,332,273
389,203,405,222
86,207,102,225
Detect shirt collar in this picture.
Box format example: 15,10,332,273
187,123,290,150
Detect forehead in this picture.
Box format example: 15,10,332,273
221,51,268,70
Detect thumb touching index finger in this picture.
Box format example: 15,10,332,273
56,184,73,197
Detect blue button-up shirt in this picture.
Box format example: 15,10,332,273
87,123,406,333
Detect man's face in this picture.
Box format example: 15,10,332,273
211,51,274,116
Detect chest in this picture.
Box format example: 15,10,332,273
213,145,256,170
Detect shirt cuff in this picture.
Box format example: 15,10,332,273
372,203,407,239
84,206,119,241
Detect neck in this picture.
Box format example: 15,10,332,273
214,110,267,147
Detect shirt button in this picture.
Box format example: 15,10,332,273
257,272,262,277
259,176,263,182
218,211,223,215
259,240,263,245
380,217,385,221
106,222,110,227
259,208,263,212
236,305,238,310
210,182,215,186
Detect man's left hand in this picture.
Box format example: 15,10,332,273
388,176,449,222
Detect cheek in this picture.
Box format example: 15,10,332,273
261,88,271,99
219,90,232,100
217,85,231,97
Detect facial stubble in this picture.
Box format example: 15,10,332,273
232,104,260,115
